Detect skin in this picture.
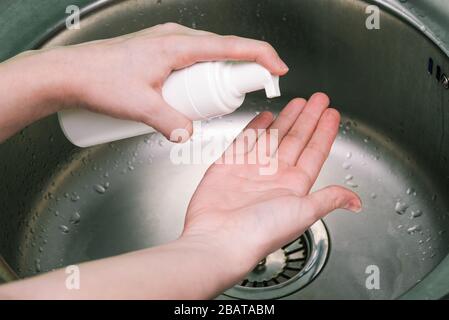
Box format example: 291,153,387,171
0,23,288,142
0,23,361,299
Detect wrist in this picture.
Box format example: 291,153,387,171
9,48,79,111
178,232,257,291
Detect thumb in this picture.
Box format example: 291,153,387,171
301,185,362,224
143,93,193,142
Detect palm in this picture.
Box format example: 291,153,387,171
183,94,361,265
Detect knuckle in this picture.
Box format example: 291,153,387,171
160,22,182,31
157,34,185,56
306,142,327,160
332,195,342,210
285,131,303,145
259,41,274,52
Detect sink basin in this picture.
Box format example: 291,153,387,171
1,0,449,299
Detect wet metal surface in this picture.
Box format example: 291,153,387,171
1,0,449,299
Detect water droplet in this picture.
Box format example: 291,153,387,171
342,161,352,170
71,193,80,202
39,246,44,253
345,181,358,188
70,211,81,224
103,182,110,189
59,225,69,234
364,137,371,143
395,201,409,215
128,165,135,171
397,224,403,229
54,210,59,217
411,209,423,218
346,152,352,159
35,259,41,272
407,224,421,234
94,184,106,194
406,187,415,195
344,174,353,181
370,193,377,199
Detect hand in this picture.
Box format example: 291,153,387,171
182,93,362,284
0,93,362,300
38,23,288,140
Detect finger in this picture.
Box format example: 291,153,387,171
277,92,330,166
269,98,307,138
266,98,307,155
236,111,274,153
147,22,214,36
142,93,193,142
296,108,340,182
300,185,362,226
219,111,273,164
170,34,289,75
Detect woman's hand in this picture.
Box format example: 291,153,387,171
0,94,361,300
41,23,288,139
182,93,362,283
0,23,288,142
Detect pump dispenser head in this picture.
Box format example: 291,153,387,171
227,62,280,98
170,61,281,120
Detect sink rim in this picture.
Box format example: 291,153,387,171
0,0,449,299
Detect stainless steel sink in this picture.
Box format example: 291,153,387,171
1,0,449,299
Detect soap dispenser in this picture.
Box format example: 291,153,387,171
58,61,281,147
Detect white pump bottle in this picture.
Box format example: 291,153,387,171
58,61,281,147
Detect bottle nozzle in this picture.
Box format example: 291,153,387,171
264,75,280,98
227,62,281,98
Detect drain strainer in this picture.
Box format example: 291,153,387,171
224,220,329,299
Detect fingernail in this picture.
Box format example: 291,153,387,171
168,123,192,143
343,198,362,213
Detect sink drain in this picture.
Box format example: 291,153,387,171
224,220,329,299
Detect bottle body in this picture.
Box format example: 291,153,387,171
58,61,280,147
